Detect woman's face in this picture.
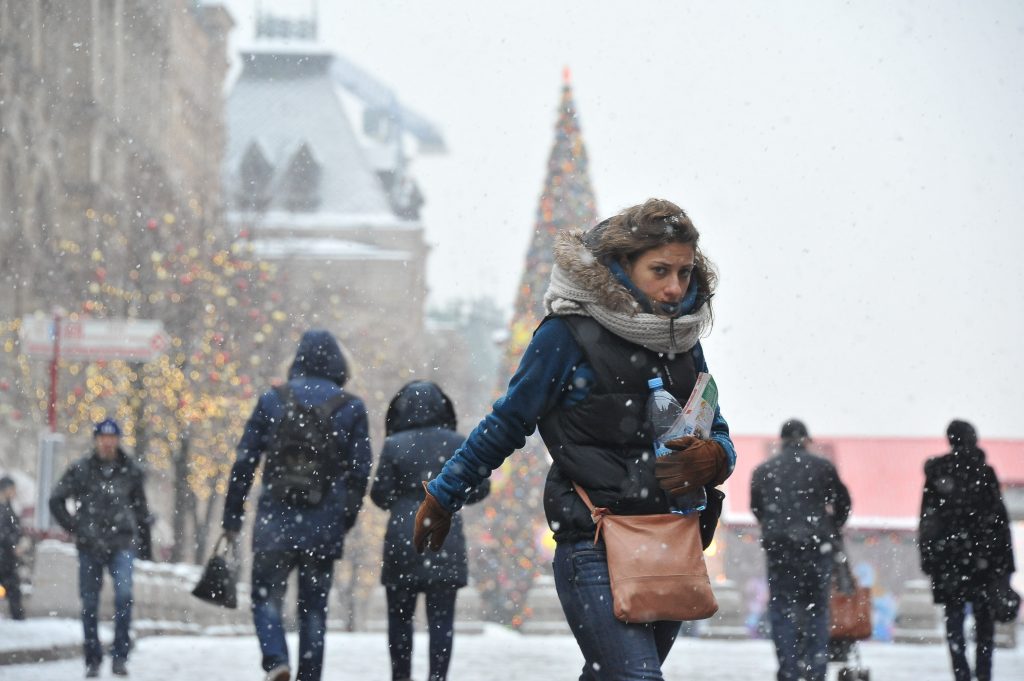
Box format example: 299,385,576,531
623,242,696,312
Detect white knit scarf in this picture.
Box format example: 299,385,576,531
542,238,710,355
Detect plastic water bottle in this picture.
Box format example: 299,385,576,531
646,376,707,514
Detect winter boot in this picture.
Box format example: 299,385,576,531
112,658,128,676
264,664,290,681
85,661,100,678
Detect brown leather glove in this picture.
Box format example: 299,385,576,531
413,482,453,553
655,436,729,496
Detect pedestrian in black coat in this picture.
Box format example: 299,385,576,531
0,476,25,620
750,419,851,681
918,420,1015,681
49,419,152,677
370,381,490,681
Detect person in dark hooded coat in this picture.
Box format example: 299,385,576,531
918,420,1015,681
370,381,490,681
223,330,371,681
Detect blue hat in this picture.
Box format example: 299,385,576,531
93,418,122,437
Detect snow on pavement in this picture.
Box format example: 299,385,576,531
0,623,1022,680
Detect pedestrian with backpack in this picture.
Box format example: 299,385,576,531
222,330,371,681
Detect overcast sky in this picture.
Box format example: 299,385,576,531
220,1,1024,439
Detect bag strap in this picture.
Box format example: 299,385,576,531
212,533,239,562
315,390,354,421
572,483,611,545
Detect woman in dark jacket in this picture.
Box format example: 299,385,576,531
370,381,490,681
918,420,1015,681
412,199,737,680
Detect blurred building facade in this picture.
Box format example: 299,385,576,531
0,1,232,473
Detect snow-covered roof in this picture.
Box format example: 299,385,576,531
225,210,419,232
225,50,391,217
251,237,412,261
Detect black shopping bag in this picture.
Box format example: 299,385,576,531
191,534,238,609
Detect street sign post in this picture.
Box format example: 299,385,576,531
19,316,171,362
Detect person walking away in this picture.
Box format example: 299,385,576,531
918,420,1015,681
412,199,738,680
371,381,491,681
222,329,371,681
750,419,851,681
0,475,25,620
49,419,153,677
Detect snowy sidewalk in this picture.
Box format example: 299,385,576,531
1,622,1022,680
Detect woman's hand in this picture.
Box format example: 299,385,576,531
655,436,729,495
413,482,453,553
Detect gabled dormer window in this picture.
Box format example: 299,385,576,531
237,141,273,212
283,143,321,212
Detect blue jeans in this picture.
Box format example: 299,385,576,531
765,548,833,681
385,585,457,681
251,550,334,681
553,541,681,681
78,548,134,665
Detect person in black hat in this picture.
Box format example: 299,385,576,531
918,420,1015,681
0,475,25,620
49,418,152,678
751,419,850,681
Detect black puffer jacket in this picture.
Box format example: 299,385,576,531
750,443,850,556
49,448,152,560
918,446,1015,604
370,381,490,590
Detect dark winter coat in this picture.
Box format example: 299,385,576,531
0,500,20,573
371,381,490,590
918,446,1015,604
49,448,152,561
223,330,372,559
750,443,851,557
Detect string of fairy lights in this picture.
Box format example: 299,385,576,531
477,75,600,627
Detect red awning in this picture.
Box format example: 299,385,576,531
722,435,1024,530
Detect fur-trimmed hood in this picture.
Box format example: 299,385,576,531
551,230,642,314
544,230,710,354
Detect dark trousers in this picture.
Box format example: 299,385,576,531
944,599,995,681
385,585,458,681
79,549,134,665
251,550,334,681
553,540,681,681
0,561,25,620
765,548,833,681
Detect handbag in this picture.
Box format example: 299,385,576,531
830,553,871,640
574,484,718,623
990,575,1021,624
191,534,239,609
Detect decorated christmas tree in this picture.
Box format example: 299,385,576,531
476,69,599,626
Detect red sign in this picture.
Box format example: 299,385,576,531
19,317,171,362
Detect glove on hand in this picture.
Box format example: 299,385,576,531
413,482,453,554
655,436,729,496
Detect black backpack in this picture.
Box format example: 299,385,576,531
263,384,353,507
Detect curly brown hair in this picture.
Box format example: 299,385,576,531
586,198,718,318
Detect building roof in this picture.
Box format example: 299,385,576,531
225,49,393,220
723,434,1024,530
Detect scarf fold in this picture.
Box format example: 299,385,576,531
543,231,710,355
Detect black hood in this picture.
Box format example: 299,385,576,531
385,381,457,436
288,330,348,386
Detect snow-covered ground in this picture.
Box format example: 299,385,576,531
1,620,1022,681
